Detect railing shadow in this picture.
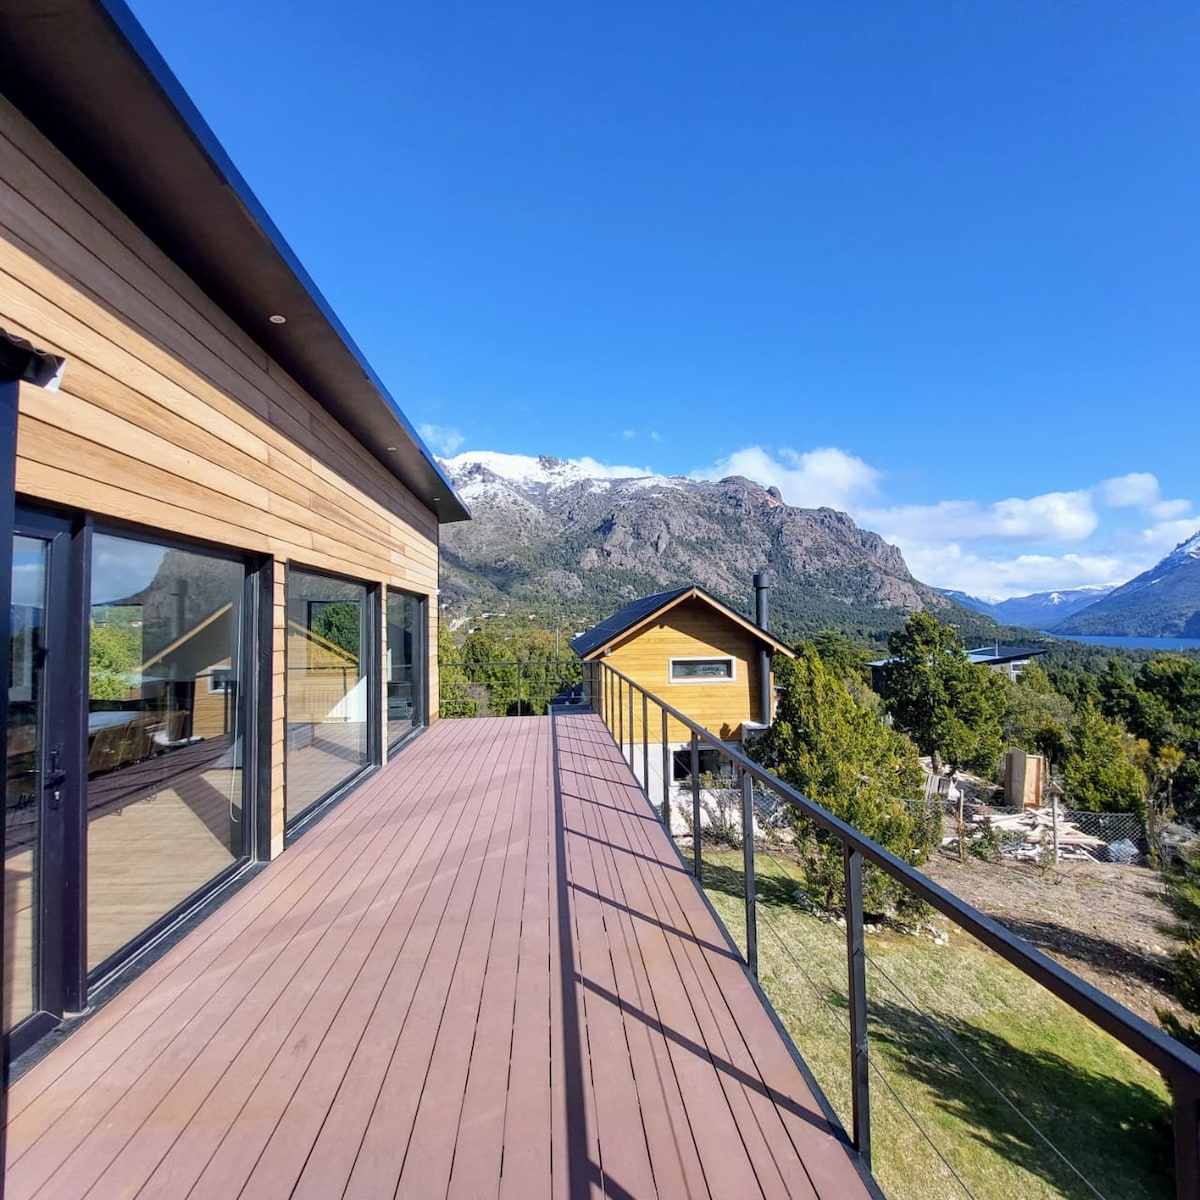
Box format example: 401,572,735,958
868,996,1173,1200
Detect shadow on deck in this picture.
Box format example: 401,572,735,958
3,712,874,1199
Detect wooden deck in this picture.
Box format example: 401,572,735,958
3,712,873,1199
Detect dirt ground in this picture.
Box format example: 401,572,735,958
923,848,1186,1026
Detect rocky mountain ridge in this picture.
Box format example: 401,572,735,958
439,452,959,640
1054,530,1200,637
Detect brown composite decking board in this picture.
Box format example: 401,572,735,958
4,714,873,1200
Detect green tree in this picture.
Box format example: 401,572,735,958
1062,700,1147,815
437,624,479,718
752,644,936,913
89,619,141,701
880,612,1006,776
1000,664,1075,778
311,602,360,659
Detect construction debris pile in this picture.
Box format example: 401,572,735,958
949,806,1119,864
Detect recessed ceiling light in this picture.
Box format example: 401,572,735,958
268,314,287,324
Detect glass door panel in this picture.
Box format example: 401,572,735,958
5,536,47,1030
386,590,423,749
86,533,246,971
285,569,370,821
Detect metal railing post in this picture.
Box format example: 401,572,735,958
844,844,872,1167
516,660,522,715
742,770,757,978
661,707,670,829
690,733,702,881
627,684,635,768
1174,1079,1200,1200
617,678,624,749
641,692,649,797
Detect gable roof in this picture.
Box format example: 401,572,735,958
0,0,468,523
571,586,794,661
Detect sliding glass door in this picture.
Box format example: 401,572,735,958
86,532,248,972
386,589,424,751
285,568,376,824
4,515,257,1051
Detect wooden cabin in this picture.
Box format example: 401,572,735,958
572,585,793,788
0,0,468,1057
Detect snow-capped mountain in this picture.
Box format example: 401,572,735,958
1054,531,1200,637
438,451,958,637
937,584,1118,629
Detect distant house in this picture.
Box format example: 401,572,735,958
571,583,793,789
870,644,1047,691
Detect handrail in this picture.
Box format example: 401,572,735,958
582,658,1200,1196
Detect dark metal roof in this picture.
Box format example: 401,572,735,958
869,645,1048,668
571,586,795,660
0,0,469,523
570,588,692,659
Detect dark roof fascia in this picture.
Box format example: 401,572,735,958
0,0,469,524
572,585,794,661
869,646,1048,668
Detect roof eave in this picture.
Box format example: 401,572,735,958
0,0,470,524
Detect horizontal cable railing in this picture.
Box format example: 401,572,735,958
581,658,1200,1200
440,658,584,718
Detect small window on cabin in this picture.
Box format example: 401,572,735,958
669,657,735,681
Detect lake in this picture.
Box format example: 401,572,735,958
1046,633,1200,652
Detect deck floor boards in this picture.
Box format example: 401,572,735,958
4,713,873,1199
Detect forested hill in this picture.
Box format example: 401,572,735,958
438,452,985,643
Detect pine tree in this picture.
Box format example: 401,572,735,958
753,644,936,912
880,612,1006,776
1062,699,1147,815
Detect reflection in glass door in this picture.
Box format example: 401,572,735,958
5,536,47,1031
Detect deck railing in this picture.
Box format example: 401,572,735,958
581,658,1200,1200
441,658,583,718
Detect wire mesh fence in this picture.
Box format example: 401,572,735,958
932,795,1149,866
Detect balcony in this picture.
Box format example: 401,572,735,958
2,711,872,1198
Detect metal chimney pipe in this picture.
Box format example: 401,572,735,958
753,571,775,725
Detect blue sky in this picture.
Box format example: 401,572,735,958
126,0,1200,599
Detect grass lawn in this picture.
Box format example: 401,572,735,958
699,846,1174,1200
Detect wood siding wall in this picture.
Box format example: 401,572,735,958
0,94,441,855
604,598,768,743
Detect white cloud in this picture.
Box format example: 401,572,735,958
863,490,1099,546
572,456,653,478
1095,472,1160,508
649,430,662,442
685,443,1198,599
417,423,465,455
620,429,636,439
694,445,881,511
900,543,1127,600
1151,498,1192,521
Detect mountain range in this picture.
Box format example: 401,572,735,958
936,585,1117,630
1053,532,1200,637
438,453,962,641
439,452,1200,641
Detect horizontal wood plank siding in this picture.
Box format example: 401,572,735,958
0,95,445,849
606,597,768,742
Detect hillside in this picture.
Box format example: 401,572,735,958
439,453,974,642
1055,531,1200,637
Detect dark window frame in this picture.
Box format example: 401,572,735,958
283,563,381,841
